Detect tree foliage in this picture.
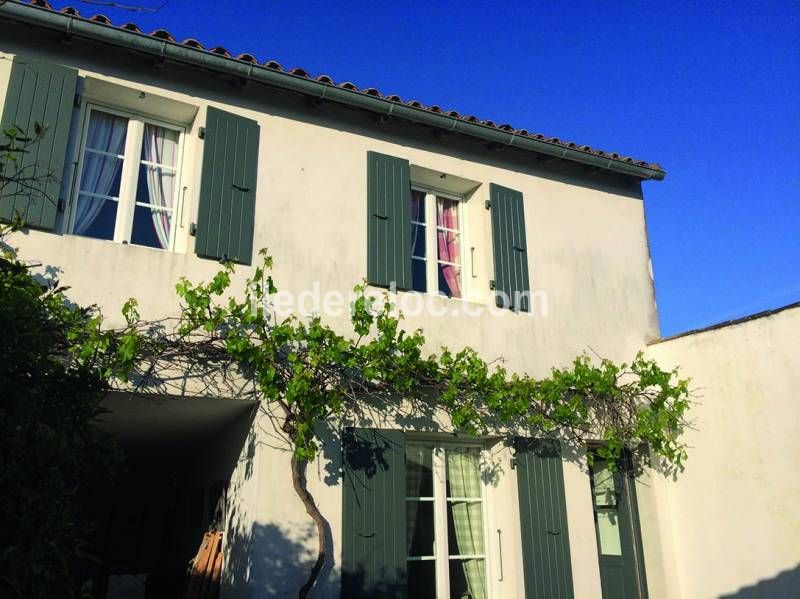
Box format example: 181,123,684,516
0,124,128,598
117,250,691,597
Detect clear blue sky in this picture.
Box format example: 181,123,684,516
71,0,799,336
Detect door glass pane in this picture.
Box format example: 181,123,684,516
596,508,623,556
446,448,481,498
406,446,433,497
408,560,436,599
448,558,486,599
447,501,484,554
406,500,434,557
593,463,618,507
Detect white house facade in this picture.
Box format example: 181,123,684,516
1,2,797,598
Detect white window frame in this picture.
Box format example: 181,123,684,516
68,103,186,251
410,185,467,299
406,440,492,598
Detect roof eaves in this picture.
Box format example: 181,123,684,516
5,0,666,180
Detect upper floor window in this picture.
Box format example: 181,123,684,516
406,443,487,599
69,105,183,251
410,188,464,298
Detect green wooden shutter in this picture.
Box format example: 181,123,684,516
367,151,412,290
195,106,259,265
0,58,78,230
489,183,531,311
342,427,406,598
515,438,575,599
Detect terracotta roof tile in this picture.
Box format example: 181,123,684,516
20,0,662,174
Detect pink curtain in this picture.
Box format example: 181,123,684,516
436,197,461,298
141,124,178,249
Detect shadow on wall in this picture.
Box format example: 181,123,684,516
222,520,405,599
719,564,800,599
223,521,337,598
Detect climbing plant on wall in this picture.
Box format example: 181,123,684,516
108,250,691,598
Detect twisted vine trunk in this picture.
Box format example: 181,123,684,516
291,451,328,598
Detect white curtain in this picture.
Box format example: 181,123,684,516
447,449,486,599
73,111,127,235
141,123,177,249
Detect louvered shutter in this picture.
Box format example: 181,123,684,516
366,151,412,290
0,58,78,230
341,428,406,598
195,106,259,265
515,438,575,599
489,183,531,311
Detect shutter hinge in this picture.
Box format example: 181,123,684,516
489,280,496,290
198,127,206,140
189,222,197,236
485,200,491,210
57,198,66,213
73,93,82,108
510,457,517,470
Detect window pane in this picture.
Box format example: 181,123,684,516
436,196,460,230
73,195,117,240
412,259,427,293
437,229,461,265
85,111,128,154
140,124,179,167
411,189,426,223
79,152,124,199
448,558,486,599
406,500,434,557
411,223,426,259
446,449,481,498
596,508,622,556
136,163,176,210
131,204,172,250
75,111,128,238
407,560,436,599
438,263,462,298
406,446,433,496
447,501,484,555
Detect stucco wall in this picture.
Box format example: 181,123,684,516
1,30,666,599
645,306,800,599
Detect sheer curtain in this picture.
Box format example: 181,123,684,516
447,450,486,599
436,198,462,298
73,111,127,235
141,124,178,249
